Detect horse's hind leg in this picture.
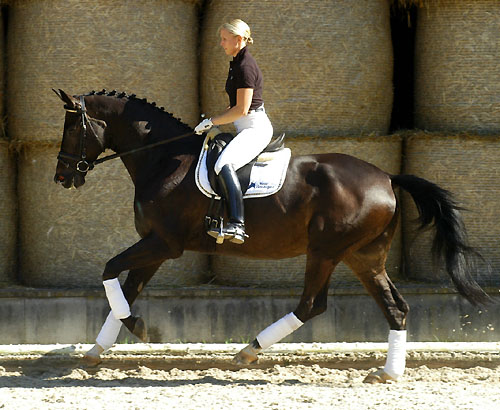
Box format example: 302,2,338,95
234,254,336,364
84,263,162,365
343,226,410,383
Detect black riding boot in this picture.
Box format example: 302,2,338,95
217,164,247,244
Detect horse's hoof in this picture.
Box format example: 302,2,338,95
233,344,259,365
82,344,104,367
363,369,397,384
83,353,102,367
132,316,148,342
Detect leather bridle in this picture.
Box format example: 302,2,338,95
57,95,104,173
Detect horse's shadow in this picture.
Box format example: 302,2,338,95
0,345,305,388
0,372,303,389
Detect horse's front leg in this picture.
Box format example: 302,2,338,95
87,234,177,357
84,263,162,365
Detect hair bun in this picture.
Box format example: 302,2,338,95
220,19,253,45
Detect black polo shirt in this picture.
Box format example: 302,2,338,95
225,46,264,111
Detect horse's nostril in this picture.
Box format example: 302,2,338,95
56,174,65,183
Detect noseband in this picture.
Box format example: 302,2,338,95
57,96,103,173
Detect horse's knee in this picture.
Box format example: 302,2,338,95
103,257,122,281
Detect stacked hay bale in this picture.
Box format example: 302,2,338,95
8,0,209,287
403,133,500,287
414,0,500,133
7,0,200,140
0,8,17,286
213,135,403,287
200,0,394,136
0,6,4,132
404,0,500,285
0,141,17,286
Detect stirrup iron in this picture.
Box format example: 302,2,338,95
207,216,225,244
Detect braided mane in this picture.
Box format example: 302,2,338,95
82,89,192,132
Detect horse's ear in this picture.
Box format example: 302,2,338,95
52,88,62,100
53,88,78,109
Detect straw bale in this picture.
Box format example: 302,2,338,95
414,0,500,133
18,143,209,288
213,135,403,287
0,141,17,286
200,0,393,137
403,132,500,286
391,0,428,8
0,8,4,139
7,0,201,143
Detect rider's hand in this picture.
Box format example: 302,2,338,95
194,118,213,135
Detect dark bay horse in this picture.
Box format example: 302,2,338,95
53,89,491,383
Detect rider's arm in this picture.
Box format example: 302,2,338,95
211,88,253,126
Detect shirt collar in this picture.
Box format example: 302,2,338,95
232,46,248,63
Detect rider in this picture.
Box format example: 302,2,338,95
195,19,273,245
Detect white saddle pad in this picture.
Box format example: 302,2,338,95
195,135,291,199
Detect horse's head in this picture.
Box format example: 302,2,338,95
53,89,107,189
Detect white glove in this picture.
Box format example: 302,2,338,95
194,118,213,135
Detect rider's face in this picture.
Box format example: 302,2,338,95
220,29,242,57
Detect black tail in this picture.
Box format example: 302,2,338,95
391,174,492,306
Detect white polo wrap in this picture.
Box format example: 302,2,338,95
256,312,303,350
383,329,407,379
96,311,123,351
103,278,131,320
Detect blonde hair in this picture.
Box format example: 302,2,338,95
220,19,253,45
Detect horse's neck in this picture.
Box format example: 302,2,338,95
89,97,199,187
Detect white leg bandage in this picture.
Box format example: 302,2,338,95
96,311,123,351
383,329,407,380
256,312,304,350
103,278,131,320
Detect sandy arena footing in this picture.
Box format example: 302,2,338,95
1,342,499,371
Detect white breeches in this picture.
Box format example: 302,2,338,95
214,109,273,175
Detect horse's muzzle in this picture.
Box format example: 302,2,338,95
54,170,85,189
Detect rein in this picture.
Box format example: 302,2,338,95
57,95,195,173
93,129,196,166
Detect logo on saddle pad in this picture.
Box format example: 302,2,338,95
195,131,291,199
